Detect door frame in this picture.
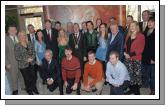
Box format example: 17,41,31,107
18,12,45,33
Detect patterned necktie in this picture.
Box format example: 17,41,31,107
32,36,35,44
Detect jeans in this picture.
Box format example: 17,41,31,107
66,78,81,94
110,80,130,95
142,64,155,91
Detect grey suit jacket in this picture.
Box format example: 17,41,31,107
5,35,19,71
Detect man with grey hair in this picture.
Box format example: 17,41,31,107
41,49,63,94
139,10,150,33
106,23,124,62
66,22,74,37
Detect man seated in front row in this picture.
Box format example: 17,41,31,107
41,49,63,95
61,46,81,95
82,50,105,95
106,51,130,95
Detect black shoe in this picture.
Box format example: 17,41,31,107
104,81,108,85
33,88,39,94
43,81,46,85
60,92,64,95
76,91,81,95
92,88,97,92
125,90,132,95
12,90,18,95
49,88,55,92
27,91,34,95
77,93,81,95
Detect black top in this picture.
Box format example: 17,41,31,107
142,29,155,65
126,36,136,57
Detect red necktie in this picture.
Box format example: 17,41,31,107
47,30,51,40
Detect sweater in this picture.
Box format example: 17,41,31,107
83,60,104,86
61,56,81,83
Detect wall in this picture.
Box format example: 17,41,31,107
43,5,126,29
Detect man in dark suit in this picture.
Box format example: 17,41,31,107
27,24,36,45
42,20,59,59
123,15,134,38
139,10,150,33
41,49,63,94
27,24,38,85
106,23,124,62
68,23,86,80
80,21,87,35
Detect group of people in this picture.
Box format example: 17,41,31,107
5,10,155,95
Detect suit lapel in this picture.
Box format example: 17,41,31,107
7,36,15,46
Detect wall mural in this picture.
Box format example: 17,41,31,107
44,5,126,29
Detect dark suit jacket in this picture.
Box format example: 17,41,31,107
41,58,60,81
68,32,86,61
139,22,149,33
106,31,124,61
142,29,155,65
42,28,58,59
27,33,36,44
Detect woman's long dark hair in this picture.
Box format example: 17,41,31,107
99,23,108,40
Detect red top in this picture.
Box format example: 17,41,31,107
124,32,145,60
83,60,104,87
61,56,81,83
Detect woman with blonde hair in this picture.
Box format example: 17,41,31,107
124,21,145,95
14,31,39,95
57,28,69,64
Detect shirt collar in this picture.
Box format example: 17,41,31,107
110,60,120,68
67,55,73,61
74,32,79,36
89,59,96,65
112,30,119,37
48,59,52,64
89,30,93,34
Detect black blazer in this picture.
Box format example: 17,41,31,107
42,28,58,59
142,29,155,65
139,22,149,33
27,33,36,44
68,32,86,61
41,58,60,81
106,31,124,61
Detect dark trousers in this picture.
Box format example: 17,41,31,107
47,80,63,94
38,65,45,82
20,65,37,93
142,64,155,91
34,64,38,83
66,78,81,94
110,80,130,95
129,84,140,95
144,65,155,91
